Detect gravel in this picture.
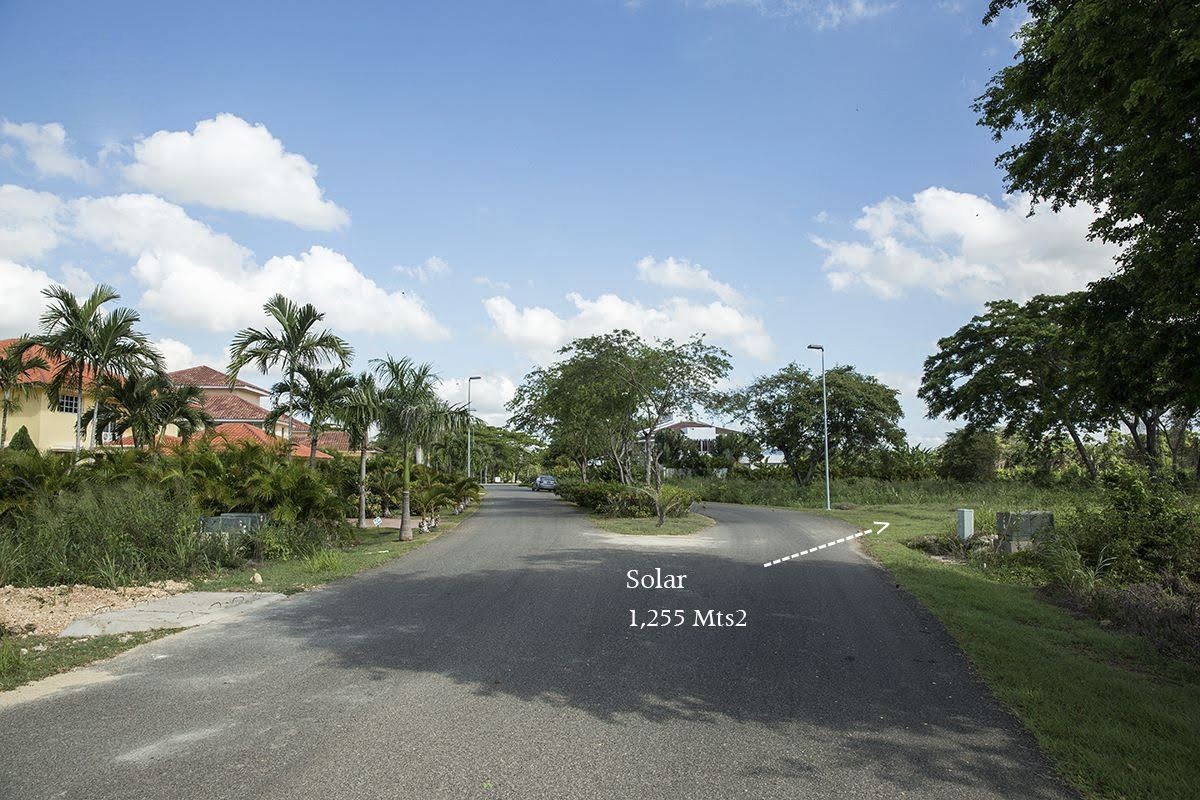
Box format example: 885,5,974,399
1,581,191,637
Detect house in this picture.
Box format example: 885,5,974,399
0,337,102,451
654,419,742,455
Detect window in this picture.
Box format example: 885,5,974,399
56,394,80,415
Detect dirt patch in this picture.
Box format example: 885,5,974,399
1,582,191,637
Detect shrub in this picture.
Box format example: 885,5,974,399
937,428,1001,482
240,520,351,562
0,481,238,587
6,426,36,453
558,481,694,518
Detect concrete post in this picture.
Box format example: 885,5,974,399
956,508,974,542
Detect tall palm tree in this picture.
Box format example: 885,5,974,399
155,381,213,446
227,294,353,448
0,337,49,448
36,284,162,457
266,364,357,468
373,356,469,541
338,372,381,528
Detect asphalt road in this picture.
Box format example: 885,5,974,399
1,486,1070,799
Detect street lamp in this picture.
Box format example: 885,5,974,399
466,376,481,482
807,344,831,512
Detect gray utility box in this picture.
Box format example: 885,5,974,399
995,511,1053,553
956,509,975,542
200,513,267,534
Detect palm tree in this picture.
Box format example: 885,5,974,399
155,381,213,446
338,372,381,528
373,356,469,541
36,285,162,457
227,294,352,448
83,372,215,449
0,337,49,448
265,364,357,468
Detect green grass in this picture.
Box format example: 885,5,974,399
194,503,480,594
831,503,1200,800
588,512,716,536
1,630,177,692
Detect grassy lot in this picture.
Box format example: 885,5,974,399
195,503,480,594
0,629,177,692
588,512,715,536
831,503,1200,800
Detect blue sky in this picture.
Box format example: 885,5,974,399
0,1,1118,441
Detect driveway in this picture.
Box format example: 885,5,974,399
0,486,1069,799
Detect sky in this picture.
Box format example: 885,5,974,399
0,1,1120,443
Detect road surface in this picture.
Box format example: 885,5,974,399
1,486,1069,799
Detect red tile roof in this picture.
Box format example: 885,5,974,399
200,392,271,422
0,337,98,386
210,422,331,460
167,365,267,394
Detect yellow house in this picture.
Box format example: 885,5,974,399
0,337,102,451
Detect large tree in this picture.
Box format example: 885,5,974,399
726,364,904,488
227,294,353,447
339,372,381,529
976,0,1200,407
919,294,1103,478
0,338,48,448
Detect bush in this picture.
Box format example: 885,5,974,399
938,428,1001,482
240,519,352,562
6,426,36,453
558,481,695,518
0,481,239,587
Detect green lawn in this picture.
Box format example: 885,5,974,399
831,504,1200,800
195,503,480,594
0,629,177,692
588,512,715,536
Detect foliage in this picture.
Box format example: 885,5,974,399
6,426,36,453
83,371,213,449
723,363,904,487
0,337,48,448
937,428,1001,483
557,480,697,519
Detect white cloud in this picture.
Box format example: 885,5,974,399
814,187,1118,303
484,292,773,362
635,256,743,305
395,256,450,283
0,259,56,333
0,121,97,182
0,184,65,261
71,193,253,271
124,114,349,230
437,374,517,427
153,337,228,373
474,275,511,291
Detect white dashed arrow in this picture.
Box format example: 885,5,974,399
762,521,890,568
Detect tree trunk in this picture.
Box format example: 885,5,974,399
74,372,84,458
782,450,805,488
1145,414,1160,477
1065,422,1098,479
357,440,368,528
643,433,654,487
1,392,8,447
399,440,413,541
286,366,295,447
308,432,318,469
803,457,819,485
580,456,588,483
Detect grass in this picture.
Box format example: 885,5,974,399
194,503,480,594
0,629,177,692
830,503,1200,800
588,512,715,536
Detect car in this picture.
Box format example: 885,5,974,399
532,475,558,492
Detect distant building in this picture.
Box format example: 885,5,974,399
654,419,741,455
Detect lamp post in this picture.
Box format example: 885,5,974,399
466,375,481,482
807,344,831,512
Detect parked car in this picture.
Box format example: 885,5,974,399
532,475,558,492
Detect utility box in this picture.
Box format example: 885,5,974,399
200,513,267,534
956,509,974,542
996,511,1053,553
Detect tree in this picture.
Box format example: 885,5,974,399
919,294,1102,478
227,294,353,448
937,428,1001,483
373,356,468,540
0,338,48,448
83,372,215,450
726,364,904,488
36,284,162,457
976,0,1200,415
266,364,357,468
154,381,213,446
339,372,381,529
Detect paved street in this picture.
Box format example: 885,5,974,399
1,486,1069,799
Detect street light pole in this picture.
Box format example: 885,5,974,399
808,344,831,512
466,376,481,482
